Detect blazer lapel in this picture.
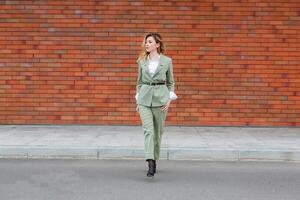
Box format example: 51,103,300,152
152,54,164,77
142,59,150,75
142,54,165,78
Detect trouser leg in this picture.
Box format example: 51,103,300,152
152,107,167,160
138,105,155,160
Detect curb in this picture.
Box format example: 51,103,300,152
1,146,300,162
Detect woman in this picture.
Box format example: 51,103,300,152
135,32,178,178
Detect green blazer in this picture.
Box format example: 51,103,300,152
136,54,175,107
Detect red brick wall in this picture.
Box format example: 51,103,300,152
1,0,300,126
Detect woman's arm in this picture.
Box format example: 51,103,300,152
135,62,143,103
166,59,178,100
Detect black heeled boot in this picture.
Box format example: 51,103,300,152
146,159,155,177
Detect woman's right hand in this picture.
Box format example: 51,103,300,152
136,105,139,112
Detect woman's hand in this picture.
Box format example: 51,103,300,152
161,99,171,112
136,104,139,112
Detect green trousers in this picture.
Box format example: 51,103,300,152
138,105,168,161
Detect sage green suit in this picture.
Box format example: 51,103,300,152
136,54,176,160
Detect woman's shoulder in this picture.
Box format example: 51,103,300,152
160,54,172,63
136,59,145,67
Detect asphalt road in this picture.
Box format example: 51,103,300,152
0,159,299,200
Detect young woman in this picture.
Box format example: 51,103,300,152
135,32,178,178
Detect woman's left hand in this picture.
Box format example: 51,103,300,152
161,99,171,112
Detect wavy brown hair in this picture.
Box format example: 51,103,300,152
137,32,165,62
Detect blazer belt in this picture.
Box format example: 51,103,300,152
143,82,166,86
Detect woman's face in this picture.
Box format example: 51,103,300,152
145,36,160,53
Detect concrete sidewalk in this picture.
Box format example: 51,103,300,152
0,125,300,162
